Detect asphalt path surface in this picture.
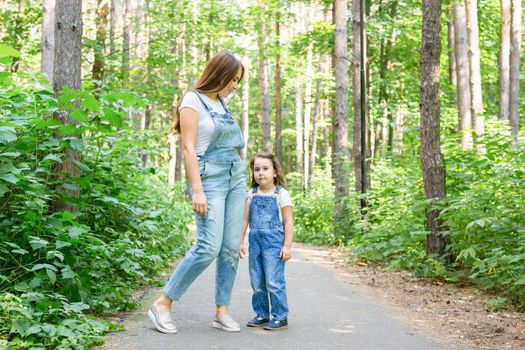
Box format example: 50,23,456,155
98,245,464,350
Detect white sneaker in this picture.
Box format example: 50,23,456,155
212,313,241,332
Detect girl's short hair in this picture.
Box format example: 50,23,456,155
173,52,244,134
250,153,287,188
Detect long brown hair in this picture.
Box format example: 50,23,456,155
250,153,287,188
173,52,244,134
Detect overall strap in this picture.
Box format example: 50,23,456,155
218,96,230,114
251,187,258,194
273,185,282,195
193,90,212,113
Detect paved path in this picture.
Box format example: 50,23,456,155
98,245,464,350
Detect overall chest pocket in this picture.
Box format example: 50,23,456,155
213,117,244,149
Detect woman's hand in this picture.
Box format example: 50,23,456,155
192,191,208,216
280,245,292,262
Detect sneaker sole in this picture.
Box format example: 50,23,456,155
263,325,288,331
212,321,241,332
247,322,268,327
148,309,178,334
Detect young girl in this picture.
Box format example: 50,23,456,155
239,153,294,331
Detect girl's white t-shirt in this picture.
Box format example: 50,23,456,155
179,91,226,156
247,186,293,222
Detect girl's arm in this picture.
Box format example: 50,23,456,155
180,107,207,216
280,206,294,261
239,198,250,259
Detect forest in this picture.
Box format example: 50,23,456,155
0,0,523,348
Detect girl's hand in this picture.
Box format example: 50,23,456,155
193,191,208,216
280,245,292,262
239,243,247,259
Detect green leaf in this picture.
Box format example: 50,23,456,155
29,237,49,250
82,95,101,112
72,159,92,172
11,318,31,336
46,250,64,262
0,129,17,143
0,152,21,157
63,302,90,313
0,56,11,64
31,263,57,272
47,269,57,284
515,276,525,285
103,107,122,127
0,182,8,196
69,137,84,152
0,44,20,58
58,124,77,135
0,173,19,184
70,109,88,122
55,240,72,249
61,267,75,279
68,226,85,239
42,153,62,162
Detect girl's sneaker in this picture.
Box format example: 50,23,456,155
263,318,288,331
246,316,269,327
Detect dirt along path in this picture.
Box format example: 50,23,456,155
307,245,525,350
91,242,512,350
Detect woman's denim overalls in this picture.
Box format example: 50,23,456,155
248,185,289,320
163,91,246,306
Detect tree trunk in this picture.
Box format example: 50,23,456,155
121,0,130,85
168,132,177,186
334,0,350,235
92,0,108,83
274,13,283,163
499,0,511,121
465,0,484,153
257,21,272,153
454,2,473,150
241,56,250,161
303,41,314,192
52,0,83,212
420,0,449,258
447,7,457,89
309,74,321,191
509,0,521,144
42,0,55,84
352,0,367,193
109,0,117,56
295,83,304,182
394,110,404,154
10,0,26,73
175,138,182,182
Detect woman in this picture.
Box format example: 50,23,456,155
148,52,246,334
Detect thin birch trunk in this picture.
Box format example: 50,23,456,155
454,2,473,150
465,0,484,153
499,0,511,121
275,13,283,163
334,0,349,234
42,0,55,84
241,56,250,161
509,0,521,144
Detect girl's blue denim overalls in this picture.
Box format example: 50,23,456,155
248,185,289,320
163,91,246,307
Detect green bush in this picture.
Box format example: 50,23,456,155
0,62,192,348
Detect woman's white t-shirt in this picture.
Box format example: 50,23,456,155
246,186,293,222
179,91,226,156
